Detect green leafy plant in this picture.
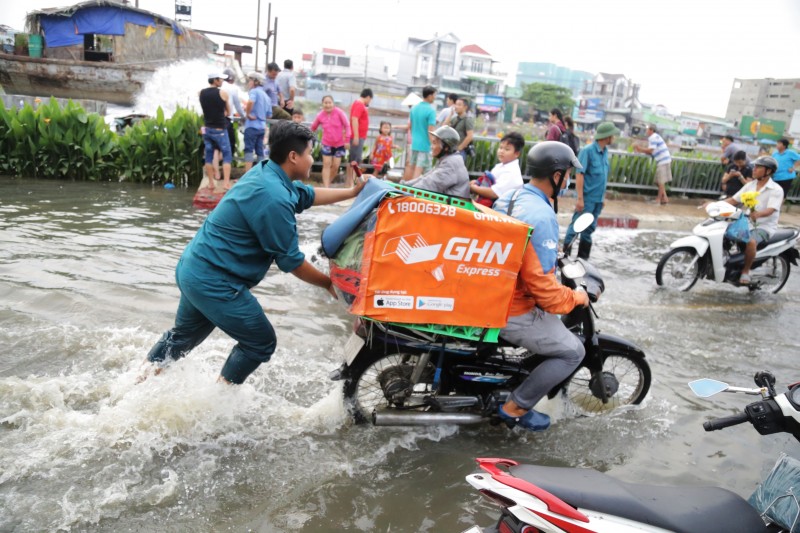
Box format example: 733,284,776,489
116,106,205,185
0,100,205,185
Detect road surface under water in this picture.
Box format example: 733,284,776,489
1,177,799,532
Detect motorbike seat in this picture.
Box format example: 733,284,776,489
509,464,769,533
764,228,796,246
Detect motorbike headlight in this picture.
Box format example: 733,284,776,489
561,262,586,280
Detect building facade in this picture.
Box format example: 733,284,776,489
458,44,506,96
575,72,641,127
309,47,388,81
725,78,799,132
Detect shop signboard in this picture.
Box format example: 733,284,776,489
740,116,786,141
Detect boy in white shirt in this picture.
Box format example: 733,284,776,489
470,132,525,206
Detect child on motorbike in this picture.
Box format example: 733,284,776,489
492,142,590,431
469,132,525,207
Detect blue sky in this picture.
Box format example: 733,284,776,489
4,0,799,117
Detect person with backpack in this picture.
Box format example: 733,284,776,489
546,108,566,142
561,116,581,156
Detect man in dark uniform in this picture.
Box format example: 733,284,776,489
143,122,367,384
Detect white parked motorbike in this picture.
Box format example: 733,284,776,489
656,201,799,293
462,371,800,533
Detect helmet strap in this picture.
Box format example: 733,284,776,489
548,171,565,213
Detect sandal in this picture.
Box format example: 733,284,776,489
739,273,751,285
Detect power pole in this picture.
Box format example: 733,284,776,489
264,3,272,71
255,0,261,70
363,45,368,88
272,17,278,64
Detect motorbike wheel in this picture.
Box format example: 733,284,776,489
655,247,701,291
343,350,436,424
564,353,651,415
750,255,790,294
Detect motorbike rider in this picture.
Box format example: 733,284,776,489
400,126,471,199
492,141,591,431
721,156,784,285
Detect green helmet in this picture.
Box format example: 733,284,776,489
430,125,460,153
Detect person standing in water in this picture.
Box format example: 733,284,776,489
142,122,367,384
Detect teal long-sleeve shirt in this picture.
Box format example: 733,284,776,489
182,160,316,287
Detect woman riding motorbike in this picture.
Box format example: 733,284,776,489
401,125,471,199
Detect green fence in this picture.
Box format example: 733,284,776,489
607,152,725,197
461,135,800,201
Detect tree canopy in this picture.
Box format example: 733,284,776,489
521,82,575,115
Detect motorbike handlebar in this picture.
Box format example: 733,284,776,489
703,412,750,431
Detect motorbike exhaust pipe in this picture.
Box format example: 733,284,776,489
372,410,486,426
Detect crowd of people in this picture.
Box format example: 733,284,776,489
176,71,798,431
201,62,387,189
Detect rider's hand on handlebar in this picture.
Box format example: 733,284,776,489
574,289,590,308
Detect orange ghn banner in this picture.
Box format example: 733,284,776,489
350,196,530,328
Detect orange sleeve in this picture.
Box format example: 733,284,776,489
509,243,580,317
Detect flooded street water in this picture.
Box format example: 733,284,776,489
2,177,799,532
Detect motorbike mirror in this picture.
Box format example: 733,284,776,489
573,213,595,234
561,262,586,279
689,378,729,398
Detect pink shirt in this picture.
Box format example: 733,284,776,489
311,107,351,147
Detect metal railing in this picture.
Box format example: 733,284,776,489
285,122,798,202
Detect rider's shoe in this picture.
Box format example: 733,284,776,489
497,404,550,432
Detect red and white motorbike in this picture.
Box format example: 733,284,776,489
655,201,799,293
462,371,800,533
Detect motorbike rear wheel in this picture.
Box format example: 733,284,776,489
656,247,702,291
343,350,437,424
564,353,651,415
750,255,790,294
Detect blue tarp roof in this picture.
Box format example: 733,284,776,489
37,3,183,48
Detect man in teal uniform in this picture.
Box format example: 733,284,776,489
144,121,367,384
562,121,619,260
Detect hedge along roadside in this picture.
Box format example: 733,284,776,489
0,99,205,186
0,98,116,180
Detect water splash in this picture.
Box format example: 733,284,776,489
133,58,220,118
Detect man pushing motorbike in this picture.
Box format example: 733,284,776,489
142,121,367,384
493,141,590,431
